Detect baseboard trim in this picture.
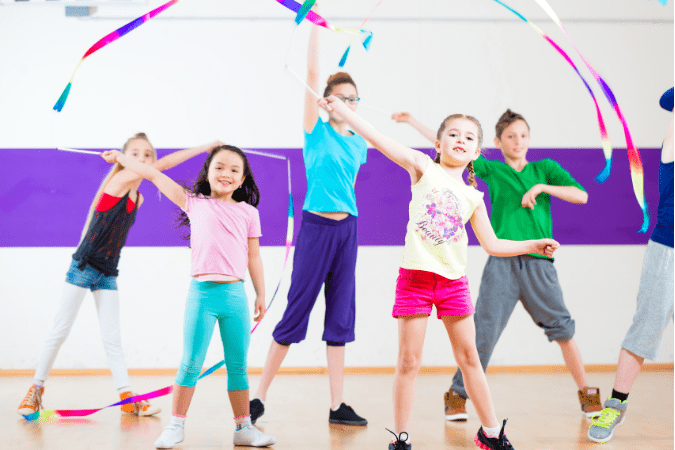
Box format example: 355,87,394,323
1,363,672,377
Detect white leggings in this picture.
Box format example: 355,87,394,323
34,282,130,391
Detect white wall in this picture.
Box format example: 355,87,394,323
0,0,672,370
1,246,672,370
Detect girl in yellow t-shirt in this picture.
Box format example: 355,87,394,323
320,95,559,450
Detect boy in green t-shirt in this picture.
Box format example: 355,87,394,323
392,109,602,420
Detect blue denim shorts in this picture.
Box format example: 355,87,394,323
65,258,118,291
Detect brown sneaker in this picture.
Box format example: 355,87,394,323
18,385,44,416
444,388,468,421
578,387,602,418
120,391,161,417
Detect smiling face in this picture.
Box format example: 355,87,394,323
207,150,246,201
495,119,530,162
124,138,155,165
435,118,481,167
327,83,359,123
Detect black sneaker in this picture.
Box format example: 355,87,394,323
250,398,265,424
329,403,367,426
474,419,514,450
386,429,411,450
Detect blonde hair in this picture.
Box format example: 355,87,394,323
78,133,155,243
434,114,483,188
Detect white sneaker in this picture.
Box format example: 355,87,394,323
233,424,276,447
154,424,184,448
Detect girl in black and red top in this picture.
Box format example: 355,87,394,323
18,133,224,418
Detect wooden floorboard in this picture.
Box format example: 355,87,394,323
4,371,673,449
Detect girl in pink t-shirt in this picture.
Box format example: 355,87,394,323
101,145,275,448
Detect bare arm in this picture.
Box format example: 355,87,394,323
320,96,428,183
521,184,588,210
248,237,266,322
391,112,437,144
663,114,674,164
108,141,221,188
152,141,223,172
303,12,321,134
101,151,186,210
470,201,559,257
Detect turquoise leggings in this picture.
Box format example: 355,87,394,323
175,279,250,390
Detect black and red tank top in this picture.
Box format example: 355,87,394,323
73,191,139,277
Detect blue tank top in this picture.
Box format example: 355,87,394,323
651,160,673,248
302,118,368,216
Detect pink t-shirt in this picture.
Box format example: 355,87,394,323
183,193,262,280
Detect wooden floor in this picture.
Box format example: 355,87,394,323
3,371,673,450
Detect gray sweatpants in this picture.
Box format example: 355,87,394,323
451,255,575,399
622,240,674,361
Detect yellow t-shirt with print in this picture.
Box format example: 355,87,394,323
401,156,484,280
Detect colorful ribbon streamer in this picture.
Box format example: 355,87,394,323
53,0,181,112
338,0,383,67
23,361,225,422
532,0,649,232
241,150,295,333
491,0,649,232
295,0,317,24
274,0,368,35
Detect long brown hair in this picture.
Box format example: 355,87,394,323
434,114,483,187
176,145,260,240
79,133,156,242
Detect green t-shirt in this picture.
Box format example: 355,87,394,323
472,155,585,259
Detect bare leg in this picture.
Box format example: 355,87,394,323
613,348,645,394
228,389,250,417
442,315,498,428
558,339,588,390
254,341,290,402
327,345,345,409
393,315,428,434
172,384,196,416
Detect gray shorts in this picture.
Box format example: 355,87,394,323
622,240,674,361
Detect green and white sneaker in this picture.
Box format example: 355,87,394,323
588,398,627,443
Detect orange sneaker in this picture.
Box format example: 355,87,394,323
444,388,468,421
18,385,44,416
578,387,602,418
120,391,161,417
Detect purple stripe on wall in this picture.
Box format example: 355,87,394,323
0,148,662,247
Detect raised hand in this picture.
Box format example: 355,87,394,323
100,150,122,164
391,112,412,123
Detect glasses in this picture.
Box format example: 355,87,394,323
335,95,360,104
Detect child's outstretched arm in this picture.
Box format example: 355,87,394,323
320,96,429,183
153,141,224,172
303,5,321,134
391,112,437,144
470,201,559,257
101,150,186,210
247,237,266,322
109,141,223,190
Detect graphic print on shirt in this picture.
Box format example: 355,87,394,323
414,188,465,246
